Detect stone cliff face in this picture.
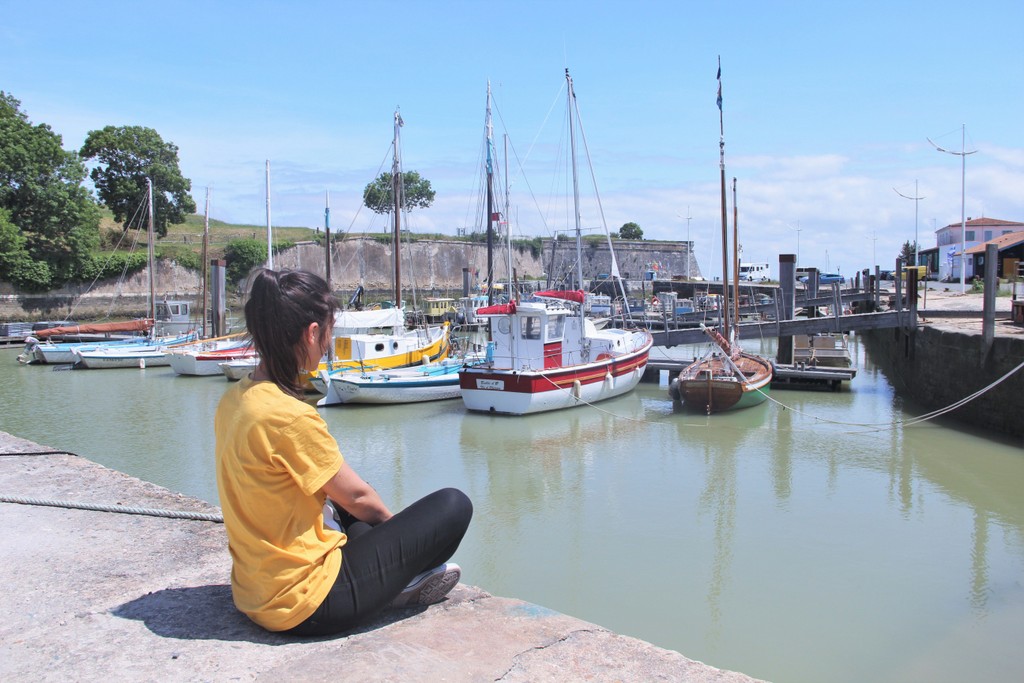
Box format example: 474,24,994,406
0,237,696,320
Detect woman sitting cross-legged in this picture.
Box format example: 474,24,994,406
215,268,473,636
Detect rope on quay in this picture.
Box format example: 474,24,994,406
0,495,224,523
0,450,78,457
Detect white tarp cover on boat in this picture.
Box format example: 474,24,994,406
334,308,405,332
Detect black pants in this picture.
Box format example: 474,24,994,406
287,487,472,636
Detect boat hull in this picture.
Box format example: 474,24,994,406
459,339,651,415
220,358,258,381
308,324,450,395
328,375,461,404
74,349,171,369
671,351,772,413
319,358,472,405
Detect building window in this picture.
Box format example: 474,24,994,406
985,231,992,241
965,230,975,241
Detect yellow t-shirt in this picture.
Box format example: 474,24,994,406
214,376,346,631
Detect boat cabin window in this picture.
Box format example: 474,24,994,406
375,343,385,352
521,316,542,340
156,302,188,319
545,316,564,341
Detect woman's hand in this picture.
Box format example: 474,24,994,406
320,461,393,525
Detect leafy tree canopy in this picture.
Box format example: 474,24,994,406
362,171,435,215
899,240,919,265
619,221,643,240
80,125,197,238
0,92,99,290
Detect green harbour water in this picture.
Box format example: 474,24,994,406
2,335,1022,683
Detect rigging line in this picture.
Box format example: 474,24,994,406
754,356,1024,430
66,194,149,321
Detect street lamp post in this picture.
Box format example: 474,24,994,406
677,208,693,279
893,180,925,268
929,125,977,292
788,221,801,269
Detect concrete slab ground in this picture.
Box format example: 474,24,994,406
0,431,763,682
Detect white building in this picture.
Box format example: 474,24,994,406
935,217,1024,281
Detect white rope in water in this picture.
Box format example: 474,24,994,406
0,495,223,523
536,354,1024,434
756,357,1024,433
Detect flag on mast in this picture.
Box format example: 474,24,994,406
716,61,723,110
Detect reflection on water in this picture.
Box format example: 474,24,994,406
0,337,1022,683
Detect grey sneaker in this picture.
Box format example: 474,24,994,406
389,563,461,609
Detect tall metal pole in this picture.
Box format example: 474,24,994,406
894,180,925,268
685,207,692,279
928,125,976,292
265,160,273,270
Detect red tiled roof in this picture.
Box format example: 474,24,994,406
939,216,1024,230
965,230,1024,254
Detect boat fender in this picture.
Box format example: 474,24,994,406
572,379,582,399
668,378,681,401
139,358,146,369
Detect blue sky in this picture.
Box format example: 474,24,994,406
3,0,1022,279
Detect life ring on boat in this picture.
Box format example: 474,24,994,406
596,353,612,361
651,296,660,307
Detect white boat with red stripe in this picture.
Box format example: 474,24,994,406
459,290,652,415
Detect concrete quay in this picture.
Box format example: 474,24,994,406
0,431,762,683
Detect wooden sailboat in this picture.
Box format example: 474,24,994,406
669,60,772,413
459,70,653,415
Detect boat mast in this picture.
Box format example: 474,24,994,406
324,190,332,290
485,82,495,306
146,177,156,323
732,177,740,335
505,133,514,302
566,68,588,341
717,57,730,344
392,109,403,307
202,187,210,338
566,69,584,294
265,160,273,270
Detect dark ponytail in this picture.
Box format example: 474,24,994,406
245,269,335,397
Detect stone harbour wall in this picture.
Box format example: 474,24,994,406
0,237,697,320
862,325,1024,440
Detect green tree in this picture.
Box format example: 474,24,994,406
362,171,435,215
619,222,643,240
899,240,919,265
80,125,197,238
224,238,268,283
0,92,99,290
0,208,50,289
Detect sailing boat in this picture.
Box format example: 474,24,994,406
73,178,199,368
669,60,771,413
314,109,451,403
459,70,653,415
